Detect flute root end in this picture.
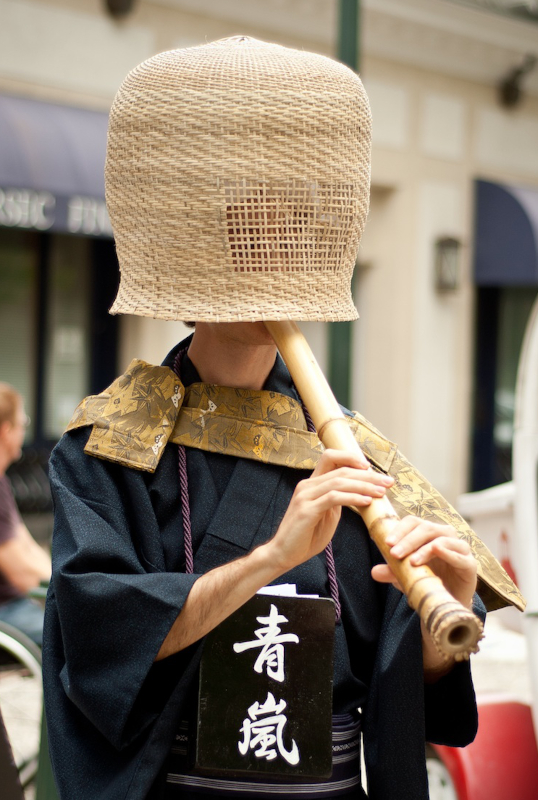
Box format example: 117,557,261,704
430,605,485,660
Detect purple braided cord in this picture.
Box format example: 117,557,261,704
174,349,194,574
302,405,342,622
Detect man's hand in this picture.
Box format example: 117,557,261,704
371,516,477,610
267,449,394,574
371,516,478,676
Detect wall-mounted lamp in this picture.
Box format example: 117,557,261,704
105,0,137,19
498,54,537,108
434,236,462,293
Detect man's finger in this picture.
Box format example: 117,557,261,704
300,470,393,504
409,537,474,569
384,516,423,548
371,564,403,591
388,521,456,559
312,448,370,476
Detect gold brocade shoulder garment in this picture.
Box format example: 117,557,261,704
65,359,525,614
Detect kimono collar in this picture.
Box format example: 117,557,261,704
65,358,397,475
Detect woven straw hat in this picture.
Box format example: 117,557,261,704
106,36,371,322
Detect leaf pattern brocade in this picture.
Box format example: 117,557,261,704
65,359,525,614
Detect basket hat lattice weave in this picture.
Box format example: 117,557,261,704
106,36,372,322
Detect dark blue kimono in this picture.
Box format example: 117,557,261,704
43,342,483,800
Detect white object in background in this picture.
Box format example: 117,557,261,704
513,294,538,743
257,585,320,599
458,480,521,632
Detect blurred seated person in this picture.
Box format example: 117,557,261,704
0,383,51,646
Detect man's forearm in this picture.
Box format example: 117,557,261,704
0,528,51,593
155,541,283,660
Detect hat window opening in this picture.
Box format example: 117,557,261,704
224,179,359,274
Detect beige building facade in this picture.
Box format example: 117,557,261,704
1,0,538,506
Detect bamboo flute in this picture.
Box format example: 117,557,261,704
265,319,483,660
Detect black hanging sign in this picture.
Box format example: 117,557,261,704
196,592,335,780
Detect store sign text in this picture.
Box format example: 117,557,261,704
67,196,113,237
0,188,55,230
0,186,112,237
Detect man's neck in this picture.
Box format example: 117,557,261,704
187,322,278,391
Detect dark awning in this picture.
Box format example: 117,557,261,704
0,94,111,237
474,179,538,286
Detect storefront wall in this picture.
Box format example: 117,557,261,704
356,54,538,500
1,0,538,505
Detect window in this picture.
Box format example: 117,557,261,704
0,230,119,446
472,286,538,489
0,228,119,513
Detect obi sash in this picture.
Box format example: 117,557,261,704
164,713,364,798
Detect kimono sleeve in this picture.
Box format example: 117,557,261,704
362,589,484,800
424,592,486,746
46,428,200,751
